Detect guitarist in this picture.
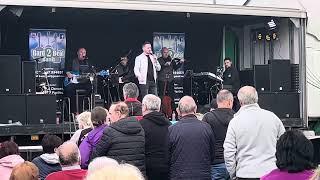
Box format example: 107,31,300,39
64,48,92,113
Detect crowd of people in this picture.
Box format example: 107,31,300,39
0,84,319,180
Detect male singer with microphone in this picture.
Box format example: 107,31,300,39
134,41,161,98
64,47,92,113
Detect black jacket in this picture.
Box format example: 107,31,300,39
91,117,146,174
169,114,215,180
223,66,240,93
140,111,171,180
202,108,235,165
32,156,61,180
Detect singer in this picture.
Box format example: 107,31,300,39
64,47,92,113
134,41,161,98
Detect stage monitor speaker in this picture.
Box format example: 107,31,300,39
22,61,36,93
26,94,56,125
254,65,270,92
269,60,291,92
0,95,26,125
0,55,22,94
258,92,300,118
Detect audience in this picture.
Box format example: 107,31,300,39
202,89,235,180
169,96,215,180
261,130,315,180
86,163,144,180
123,82,143,120
9,161,39,180
140,94,171,180
32,134,62,180
91,102,146,175
70,111,93,146
224,86,285,179
79,106,108,169
0,141,24,180
87,157,118,175
46,141,87,180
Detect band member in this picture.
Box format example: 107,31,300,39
223,57,240,94
158,47,184,98
134,41,161,98
64,48,92,113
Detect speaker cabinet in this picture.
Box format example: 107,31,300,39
254,65,270,92
22,61,36,93
26,94,56,124
0,55,22,94
269,60,291,92
0,95,26,125
258,92,300,118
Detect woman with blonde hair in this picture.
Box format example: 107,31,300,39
70,111,93,145
9,161,39,180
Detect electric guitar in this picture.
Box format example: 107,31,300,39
64,70,109,87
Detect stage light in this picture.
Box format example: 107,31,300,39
51,7,56,13
257,32,263,40
272,32,277,40
266,34,271,41
267,19,277,31
186,12,191,18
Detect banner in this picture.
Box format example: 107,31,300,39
29,29,66,97
153,32,185,105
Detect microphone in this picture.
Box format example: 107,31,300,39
33,56,44,61
84,56,88,60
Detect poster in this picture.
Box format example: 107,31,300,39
153,32,185,104
29,29,66,97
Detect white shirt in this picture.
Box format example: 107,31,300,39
134,53,161,84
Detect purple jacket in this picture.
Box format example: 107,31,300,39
79,124,107,169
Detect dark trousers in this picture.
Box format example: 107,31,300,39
64,82,92,113
158,80,174,98
139,81,157,99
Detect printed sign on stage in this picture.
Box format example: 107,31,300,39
153,32,185,104
29,29,66,97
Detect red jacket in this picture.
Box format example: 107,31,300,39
125,98,143,120
46,169,87,180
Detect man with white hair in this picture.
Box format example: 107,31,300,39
46,141,87,180
140,94,171,180
169,96,215,180
224,86,285,180
202,89,235,180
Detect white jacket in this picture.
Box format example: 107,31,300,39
223,103,285,179
134,53,161,84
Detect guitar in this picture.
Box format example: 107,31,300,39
64,70,109,87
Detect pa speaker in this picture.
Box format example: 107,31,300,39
254,65,270,92
258,92,300,118
26,94,56,125
0,55,22,94
0,94,26,125
269,60,291,92
22,61,36,93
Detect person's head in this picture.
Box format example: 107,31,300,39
87,157,119,175
9,161,39,180
91,106,108,127
216,89,234,109
57,141,80,167
237,86,258,106
41,134,62,154
108,102,129,123
210,99,218,111
142,41,152,55
276,130,315,173
77,48,87,61
123,83,139,100
161,47,169,58
142,94,161,116
177,96,197,117
76,111,93,129
120,56,129,66
0,141,19,159
224,57,232,68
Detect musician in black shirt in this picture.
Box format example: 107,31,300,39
223,57,240,95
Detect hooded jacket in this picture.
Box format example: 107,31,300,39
79,124,107,169
0,154,24,180
140,111,171,180
91,117,145,174
202,108,235,164
32,153,62,180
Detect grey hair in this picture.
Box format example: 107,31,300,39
178,97,197,114
123,83,139,98
88,157,119,175
142,94,161,111
237,86,258,105
216,89,234,103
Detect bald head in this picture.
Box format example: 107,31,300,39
57,141,80,166
177,96,197,116
237,86,258,106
